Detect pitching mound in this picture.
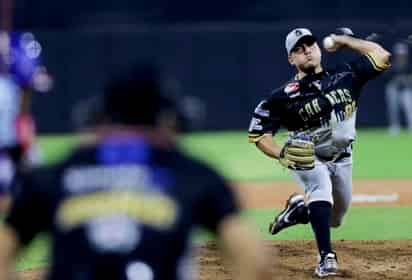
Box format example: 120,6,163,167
199,240,412,280
16,240,412,279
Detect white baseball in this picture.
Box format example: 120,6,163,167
323,36,335,50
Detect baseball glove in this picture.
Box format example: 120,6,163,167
279,138,315,171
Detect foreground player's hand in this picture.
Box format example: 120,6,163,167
279,138,315,170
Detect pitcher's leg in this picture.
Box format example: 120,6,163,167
293,162,336,257
330,158,352,228
269,162,332,235
292,162,333,205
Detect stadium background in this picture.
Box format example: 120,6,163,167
10,0,412,132
7,0,412,279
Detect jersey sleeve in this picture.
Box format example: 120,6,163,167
345,51,391,87
248,98,281,143
196,172,240,233
5,170,51,245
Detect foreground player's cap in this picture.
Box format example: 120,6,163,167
285,28,316,55
103,64,177,126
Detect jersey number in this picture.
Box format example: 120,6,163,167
344,101,357,119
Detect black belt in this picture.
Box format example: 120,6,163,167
317,152,351,162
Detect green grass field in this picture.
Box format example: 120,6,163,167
39,129,412,180
15,129,412,271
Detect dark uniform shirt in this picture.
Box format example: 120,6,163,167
248,53,390,142
6,136,239,280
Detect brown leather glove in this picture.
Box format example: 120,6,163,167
279,138,315,171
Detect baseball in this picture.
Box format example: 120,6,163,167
323,36,335,50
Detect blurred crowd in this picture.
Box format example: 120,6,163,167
385,41,412,135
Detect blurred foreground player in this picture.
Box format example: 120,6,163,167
0,31,52,211
0,64,271,280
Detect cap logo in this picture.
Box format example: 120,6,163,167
295,30,302,36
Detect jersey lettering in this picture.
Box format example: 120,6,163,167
324,88,353,106
312,99,322,113
248,117,262,131
304,103,314,116
344,101,357,119
298,98,323,122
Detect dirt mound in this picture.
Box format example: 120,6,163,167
19,240,412,280
198,240,412,280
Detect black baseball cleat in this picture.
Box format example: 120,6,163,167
315,252,339,278
268,193,309,235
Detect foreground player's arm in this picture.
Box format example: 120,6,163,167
330,34,391,69
218,214,272,280
198,173,272,280
0,226,19,279
0,170,50,278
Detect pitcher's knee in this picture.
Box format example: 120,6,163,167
330,220,342,228
330,216,344,228
306,191,333,206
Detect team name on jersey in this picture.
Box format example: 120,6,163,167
324,88,352,106
57,190,178,231
298,99,322,121
298,88,356,122
64,165,152,193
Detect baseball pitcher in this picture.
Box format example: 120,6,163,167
248,27,390,277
